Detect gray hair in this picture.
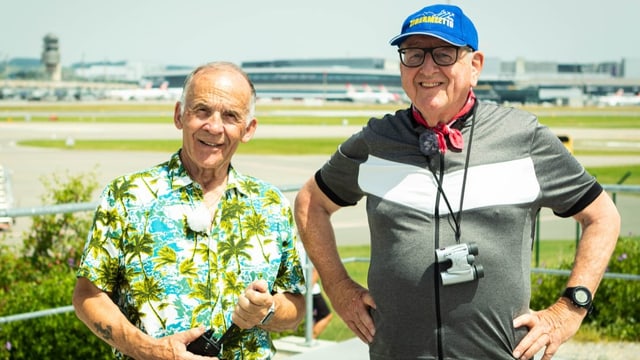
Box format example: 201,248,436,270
178,61,256,122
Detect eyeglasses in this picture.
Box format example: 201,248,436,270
398,46,469,67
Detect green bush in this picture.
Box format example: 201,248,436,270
589,237,640,340
0,170,113,359
530,236,640,341
0,261,113,359
20,170,98,271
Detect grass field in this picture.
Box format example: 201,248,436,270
2,101,640,127
11,101,640,185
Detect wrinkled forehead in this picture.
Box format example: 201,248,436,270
186,69,252,110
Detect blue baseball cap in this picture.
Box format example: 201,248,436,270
389,4,478,51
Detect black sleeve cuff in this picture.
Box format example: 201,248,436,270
553,182,603,218
314,170,356,207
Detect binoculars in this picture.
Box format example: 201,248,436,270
435,242,484,286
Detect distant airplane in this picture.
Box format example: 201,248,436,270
105,81,182,101
345,83,401,104
597,88,640,106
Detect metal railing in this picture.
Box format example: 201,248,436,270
1,183,639,343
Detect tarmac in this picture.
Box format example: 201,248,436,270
1,120,639,246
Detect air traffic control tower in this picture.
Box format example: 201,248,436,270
41,33,61,81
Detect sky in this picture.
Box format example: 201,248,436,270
2,0,639,68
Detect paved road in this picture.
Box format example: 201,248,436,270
0,121,368,246
1,121,639,247
275,336,640,360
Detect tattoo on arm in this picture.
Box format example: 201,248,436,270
93,322,113,341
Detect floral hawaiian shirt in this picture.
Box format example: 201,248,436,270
77,151,306,360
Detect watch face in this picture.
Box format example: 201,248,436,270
574,289,590,305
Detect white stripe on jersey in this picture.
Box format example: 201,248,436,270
358,155,540,215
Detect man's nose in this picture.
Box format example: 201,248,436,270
419,53,440,71
203,112,224,131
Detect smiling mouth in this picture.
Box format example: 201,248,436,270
199,139,222,147
419,81,441,88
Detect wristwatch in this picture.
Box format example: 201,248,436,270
562,286,594,314
260,302,276,325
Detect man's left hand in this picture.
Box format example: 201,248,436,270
233,280,273,329
512,300,586,360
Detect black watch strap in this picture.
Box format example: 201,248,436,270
562,286,594,315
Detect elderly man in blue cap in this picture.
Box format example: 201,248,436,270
295,3,620,360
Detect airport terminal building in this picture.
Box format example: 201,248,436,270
143,56,640,106
3,54,640,105
3,32,638,104
147,58,405,103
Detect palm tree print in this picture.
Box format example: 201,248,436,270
242,211,272,263
131,276,167,329
76,153,305,359
109,177,138,217
218,232,253,274
153,246,177,271
220,197,248,233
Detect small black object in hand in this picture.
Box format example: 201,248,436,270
187,329,222,356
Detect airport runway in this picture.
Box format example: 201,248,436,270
0,121,369,247
1,120,639,248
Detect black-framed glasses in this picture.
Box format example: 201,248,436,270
398,46,468,67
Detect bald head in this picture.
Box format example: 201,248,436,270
179,62,256,121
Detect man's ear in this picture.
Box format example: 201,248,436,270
470,51,485,87
173,102,183,129
242,118,258,143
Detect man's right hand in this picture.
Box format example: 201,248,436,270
146,326,220,359
326,277,377,344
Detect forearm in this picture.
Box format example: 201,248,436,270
300,216,350,293
295,180,376,343
72,278,161,359
294,180,351,296
259,292,305,332
567,191,620,294
512,193,619,359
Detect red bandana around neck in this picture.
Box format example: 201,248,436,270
413,89,477,153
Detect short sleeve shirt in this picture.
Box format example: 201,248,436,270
315,103,600,359
77,151,306,360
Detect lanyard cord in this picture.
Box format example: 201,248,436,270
427,103,478,243
452,104,477,243
427,158,457,232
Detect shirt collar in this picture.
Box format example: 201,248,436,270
167,150,248,197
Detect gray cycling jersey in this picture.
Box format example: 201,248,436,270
315,102,601,359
